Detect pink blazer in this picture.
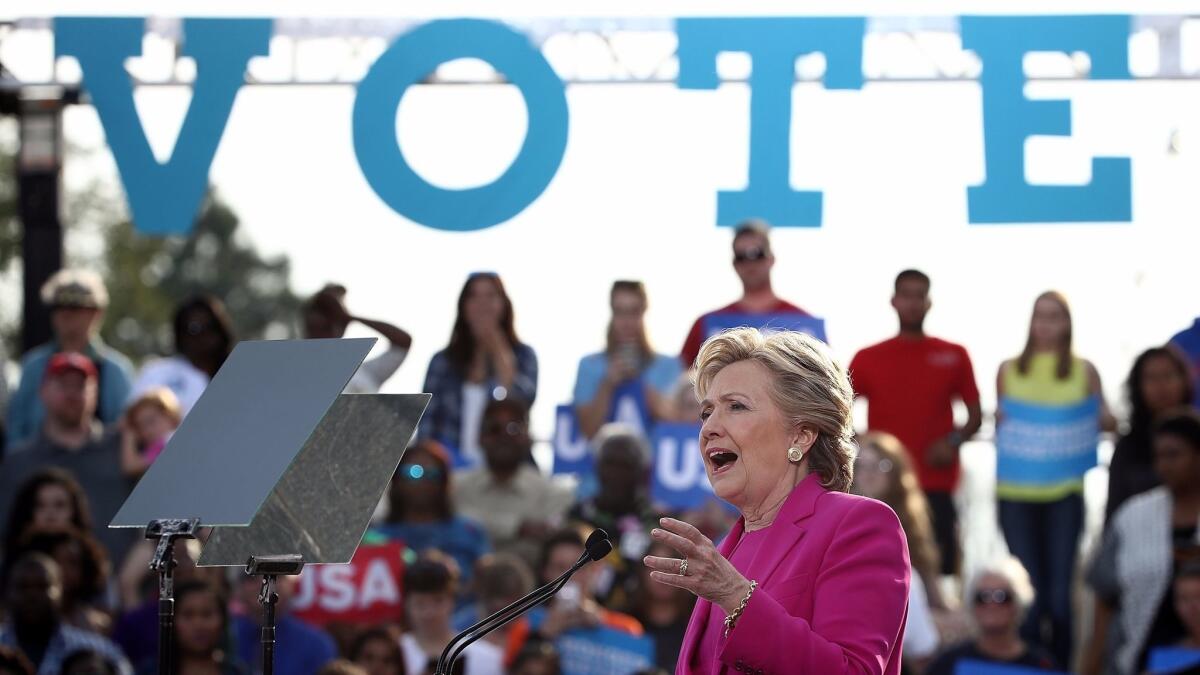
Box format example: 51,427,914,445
677,474,910,675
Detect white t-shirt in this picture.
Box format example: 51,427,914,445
459,382,489,466
345,345,408,394
400,632,504,675
904,569,940,658
131,355,210,416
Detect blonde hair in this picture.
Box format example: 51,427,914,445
693,328,856,493
125,387,183,428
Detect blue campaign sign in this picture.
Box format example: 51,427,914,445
954,660,1068,675
553,404,593,476
527,608,654,675
704,312,828,344
607,380,654,436
995,396,1100,486
552,410,717,511
1147,647,1200,672
437,440,479,470
651,422,715,510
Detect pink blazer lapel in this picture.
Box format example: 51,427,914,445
739,474,823,587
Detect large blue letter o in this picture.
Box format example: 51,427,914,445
353,19,569,232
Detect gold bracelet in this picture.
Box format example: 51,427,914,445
723,580,757,638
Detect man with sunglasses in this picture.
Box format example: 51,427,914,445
679,220,810,367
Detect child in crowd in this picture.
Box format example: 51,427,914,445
119,388,182,478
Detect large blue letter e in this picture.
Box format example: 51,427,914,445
962,15,1132,223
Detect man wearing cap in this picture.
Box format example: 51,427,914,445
5,269,134,448
0,352,135,560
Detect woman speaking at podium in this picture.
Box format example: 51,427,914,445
644,328,910,674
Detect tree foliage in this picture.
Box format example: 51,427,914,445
0,130,301,361
99,193,301,360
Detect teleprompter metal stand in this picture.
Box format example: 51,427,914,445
145,518,200,675
246,555,305,675
110,338,430,675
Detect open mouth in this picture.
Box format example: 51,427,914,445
708,449,739,473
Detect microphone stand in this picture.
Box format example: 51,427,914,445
434,530,611,675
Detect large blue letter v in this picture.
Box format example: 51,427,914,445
56,18,270,235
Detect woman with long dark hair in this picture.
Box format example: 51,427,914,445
2,468,93,557
1106,347,1194,522
132,295,236,416
368,441,489,584
419,273,537,466
137,580,247,675
1084,410,1200,674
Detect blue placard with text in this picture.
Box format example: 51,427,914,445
954,660,1068,675
553,404,594,476
704,312,827,343
1147,647,1200,673
527,607,654,675
650,422,714,510
995,396,1100,485
553,410,717,510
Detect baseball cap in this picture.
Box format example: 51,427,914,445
45,352,99,380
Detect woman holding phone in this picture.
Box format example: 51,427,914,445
573,280,682,439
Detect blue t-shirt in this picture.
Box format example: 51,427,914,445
573,352,681,405
367,516,490,583
234,614,336,675
526,606,654,675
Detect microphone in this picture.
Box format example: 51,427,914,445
582,528,614,561
434,529,611,675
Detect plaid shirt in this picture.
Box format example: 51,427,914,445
417,343,538,451
0,623,132,675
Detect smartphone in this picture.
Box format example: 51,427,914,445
617,344,642,373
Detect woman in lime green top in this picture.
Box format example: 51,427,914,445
994,291,1116,669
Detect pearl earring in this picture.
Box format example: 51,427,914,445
787,446,804,463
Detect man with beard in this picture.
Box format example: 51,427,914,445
452,399,573,567
0,354,134,562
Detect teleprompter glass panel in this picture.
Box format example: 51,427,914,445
110,338,375,528
198,393,430,566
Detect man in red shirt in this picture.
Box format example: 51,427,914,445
680,221,809,367
850,269,982,576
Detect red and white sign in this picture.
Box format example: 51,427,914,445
292,542,405,626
